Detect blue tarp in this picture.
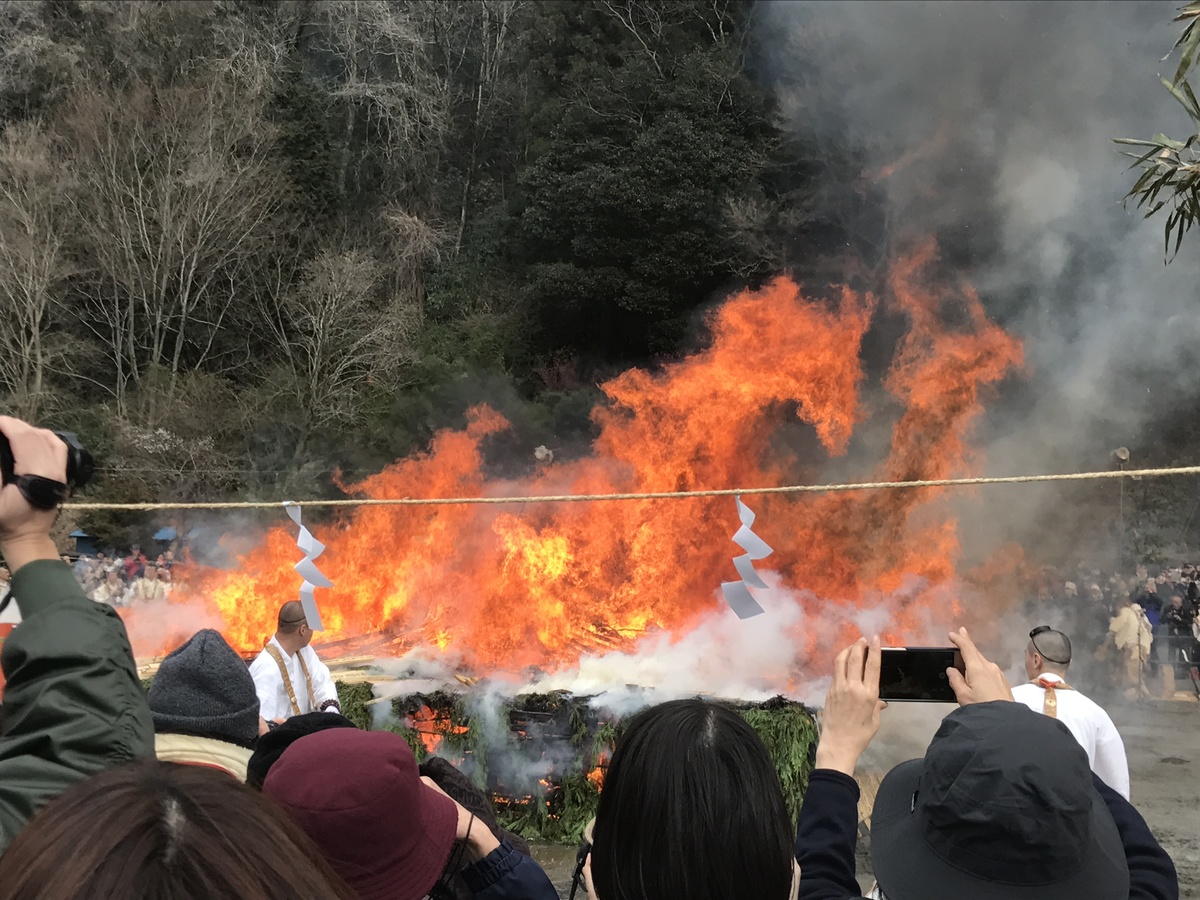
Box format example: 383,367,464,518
153,527,177,541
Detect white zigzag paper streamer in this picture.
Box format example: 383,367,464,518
720,496,772,619
282,502,330,631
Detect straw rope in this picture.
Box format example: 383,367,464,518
59,464,1200,510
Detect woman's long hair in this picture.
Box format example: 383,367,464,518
591,699,795,900
0,760,357,900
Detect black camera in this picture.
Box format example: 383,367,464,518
0,430,94,509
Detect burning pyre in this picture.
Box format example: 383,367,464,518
131,242,1022,689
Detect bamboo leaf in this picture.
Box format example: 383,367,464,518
1153,132,1187,150
1173,23,1200,84
1163,76,1200,120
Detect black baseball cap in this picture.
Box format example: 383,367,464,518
871,702,1128,900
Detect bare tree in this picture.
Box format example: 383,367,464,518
262,248,418,449
60,73,287,420
416,0,527,253
0,122,74,418
310,0,449,201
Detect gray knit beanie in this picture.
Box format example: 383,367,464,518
148,628,260,748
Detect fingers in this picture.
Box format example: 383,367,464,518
864,635,882,695
947,666,969,704
0,418,67,482
846,638,867,684
833,642,853,683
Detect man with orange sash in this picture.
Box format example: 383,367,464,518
1011,625,1130,798
248,601,340,723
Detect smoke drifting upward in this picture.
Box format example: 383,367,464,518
757,0,1200,561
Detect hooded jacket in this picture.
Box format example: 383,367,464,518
0,560,154,850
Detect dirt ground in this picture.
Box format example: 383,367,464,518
530,697,1200,897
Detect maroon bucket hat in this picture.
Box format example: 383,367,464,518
264,729,458,900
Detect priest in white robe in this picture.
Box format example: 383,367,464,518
249,601,341,722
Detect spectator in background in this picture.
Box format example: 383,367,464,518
1161,594,1195,684
147,629,263,782
124,544,147,580
1110,598,1154,698
0,565,9,597
157,565,174,595
90,569,128,607
1133,580,1163,627
127,564,167,604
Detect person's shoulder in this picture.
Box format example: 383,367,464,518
1010,682,1041,701
247,646,272,671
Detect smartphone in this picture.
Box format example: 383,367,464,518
877,647,964,702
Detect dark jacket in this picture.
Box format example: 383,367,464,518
795,768,1178,900
1160,604,1193,638
0,559,154,850
462,840,560,900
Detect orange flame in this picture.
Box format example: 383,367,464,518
405,704,468,755
173,243,1021,676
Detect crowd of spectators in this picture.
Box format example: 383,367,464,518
1021,562,1200,697
61,546,177,608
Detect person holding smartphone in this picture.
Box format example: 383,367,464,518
796,629,1177,900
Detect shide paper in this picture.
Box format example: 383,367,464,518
283,502,329,631
721,496,772,619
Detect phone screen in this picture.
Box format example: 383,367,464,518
877,647,964,702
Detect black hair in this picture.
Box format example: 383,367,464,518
591,699,794,900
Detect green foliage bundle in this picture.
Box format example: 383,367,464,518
371,688,817,845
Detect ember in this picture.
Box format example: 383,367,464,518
178,242,1021,682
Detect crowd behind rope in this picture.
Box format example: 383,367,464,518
1021,563,1200,697
0,414,1182,900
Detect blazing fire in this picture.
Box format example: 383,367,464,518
167,242,1020,676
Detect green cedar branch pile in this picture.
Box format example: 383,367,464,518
335,682,817,845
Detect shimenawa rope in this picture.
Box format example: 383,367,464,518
58,464,1200,510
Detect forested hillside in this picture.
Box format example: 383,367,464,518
0,0,866,542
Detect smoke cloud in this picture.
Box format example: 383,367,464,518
756,0,1200,562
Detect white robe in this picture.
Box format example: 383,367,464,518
248,636,339,720
1011,673,1131,799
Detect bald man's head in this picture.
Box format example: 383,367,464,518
277,601,307,634
1024,628,1071,680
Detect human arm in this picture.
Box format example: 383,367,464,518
462,841,561,900
795,638,881,899
0,418,154,850
795,770,868,900
1092,775,1178,900
306,648,340,711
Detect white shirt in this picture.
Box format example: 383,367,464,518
248,636,339,720
1012,674,1131,799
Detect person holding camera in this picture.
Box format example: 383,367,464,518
0,416,153,850
796,629,1177,900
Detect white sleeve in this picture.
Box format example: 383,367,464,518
1093,714,1131,800
307,647,340,710
248,654,283,721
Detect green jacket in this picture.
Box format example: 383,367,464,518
0,559,154,850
